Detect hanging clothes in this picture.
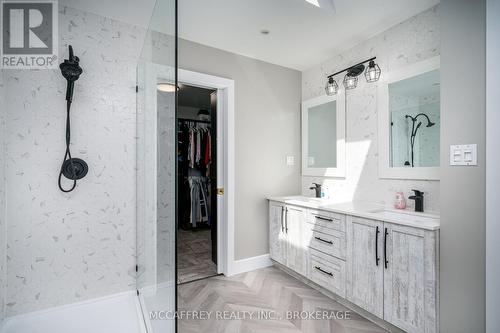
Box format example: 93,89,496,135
188,176,209,227
178,119,213,229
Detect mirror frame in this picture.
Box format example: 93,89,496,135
302,92,346,178
377,56,440,180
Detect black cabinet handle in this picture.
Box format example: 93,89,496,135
375,226,380,266
384,228,389,269
285,207,288,233
281,206,284,233
314,236,333,245
314,215,333,222
314,266,333,277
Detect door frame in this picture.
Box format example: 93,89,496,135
178,69,234,276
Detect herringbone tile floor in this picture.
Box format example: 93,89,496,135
178,266,388,333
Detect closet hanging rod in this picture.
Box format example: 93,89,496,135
177,117,211,124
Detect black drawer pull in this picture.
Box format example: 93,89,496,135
314,215,333,222
314,266,333,276
314,236,333,245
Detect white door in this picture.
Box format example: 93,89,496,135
285,205,307,276
346,216,384,317
269,201,286,265
383,224,438,333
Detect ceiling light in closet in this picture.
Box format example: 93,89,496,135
157,83,177,92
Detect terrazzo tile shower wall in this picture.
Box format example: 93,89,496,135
302,5,441,212
3,6,146,315
0,72,6,322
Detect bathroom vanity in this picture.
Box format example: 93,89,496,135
268,196,439,333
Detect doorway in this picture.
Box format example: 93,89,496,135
177,84,219,284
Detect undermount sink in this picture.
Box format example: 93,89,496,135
366,209,439,223
282,196,332,204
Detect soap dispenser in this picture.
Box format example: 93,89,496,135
394,191,407,210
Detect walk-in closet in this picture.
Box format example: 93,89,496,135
177,84,218,284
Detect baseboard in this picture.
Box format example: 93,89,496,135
228,253,273,276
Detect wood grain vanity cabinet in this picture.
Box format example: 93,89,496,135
346,216,384,317
269,202,307,276
346,216,439,333
269,201,286,266
382,223,439,333
268,200,439,333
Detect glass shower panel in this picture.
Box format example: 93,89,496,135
136,0,176,332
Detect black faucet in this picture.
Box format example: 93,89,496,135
408,190,424,212
309,183,322,198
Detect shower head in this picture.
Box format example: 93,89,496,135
60,45,83,102
406,113,435,128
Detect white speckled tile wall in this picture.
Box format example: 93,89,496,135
1,70,6,322
301,5,441,212
157,91,175,284
3,6,146,316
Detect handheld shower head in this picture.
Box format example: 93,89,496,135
58,45,88,193
59,45,82,102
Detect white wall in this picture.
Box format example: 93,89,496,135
487,1,500,331
301,6,440,212
3,6,145,315
440,0,486,331
179,39,302,260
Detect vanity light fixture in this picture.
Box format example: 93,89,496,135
326,57,381,94
325,76,338,95
365,60,381,83
343,73,358,89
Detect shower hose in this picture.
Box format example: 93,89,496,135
58,100,77,193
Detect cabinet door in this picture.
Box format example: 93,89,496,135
285,205,307,276
346,216,384,317
269,201,286,265
384,224,438,333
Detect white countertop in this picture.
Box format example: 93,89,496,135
268,196,440,231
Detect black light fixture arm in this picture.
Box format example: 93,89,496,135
327,57,377,79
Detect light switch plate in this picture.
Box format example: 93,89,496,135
286,155,295,166
449,144,477,166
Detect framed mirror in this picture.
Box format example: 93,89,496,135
302,93,346,177
378,56,440,180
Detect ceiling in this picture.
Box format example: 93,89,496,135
60,0,439,71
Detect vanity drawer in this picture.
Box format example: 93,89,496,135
308,229,346,260
307,210,346,232
309,249,346,297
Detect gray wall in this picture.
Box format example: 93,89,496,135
440,0,486,331
486,0,500,331
179,39,302,260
